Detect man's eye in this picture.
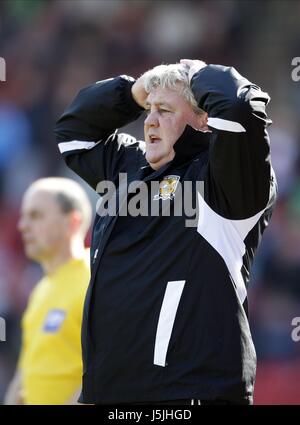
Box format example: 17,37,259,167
144,109,171,116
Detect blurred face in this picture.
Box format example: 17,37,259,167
18,189,71,262
144,87,207,170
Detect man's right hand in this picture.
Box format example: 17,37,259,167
131,77,148,109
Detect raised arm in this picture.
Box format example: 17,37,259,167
54,76,145,189
187,61,277,219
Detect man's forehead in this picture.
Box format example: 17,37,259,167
145,87,183,106
22,189,57,211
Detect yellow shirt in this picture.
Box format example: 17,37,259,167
19,252,90,404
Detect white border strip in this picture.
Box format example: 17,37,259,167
154,280,186,367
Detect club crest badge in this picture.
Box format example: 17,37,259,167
153,175,180,200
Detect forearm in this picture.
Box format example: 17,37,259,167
190,64,271,129
55,75,143,145
190,62,274,217
55,75,144,188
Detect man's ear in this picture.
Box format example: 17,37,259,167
190,112,211,132
69,210,83,237
197,112,208,129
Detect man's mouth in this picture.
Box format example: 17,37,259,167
22,236,35,244
148,135,161,144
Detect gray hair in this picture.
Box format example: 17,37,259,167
141,63,202,113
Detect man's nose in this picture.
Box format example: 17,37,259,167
144,111,159,127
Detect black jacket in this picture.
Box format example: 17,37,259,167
55,65,277,404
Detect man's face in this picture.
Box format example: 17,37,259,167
18,189,70,263
144,87,205,170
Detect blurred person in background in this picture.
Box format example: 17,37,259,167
4,177,91,405
55,59,277,405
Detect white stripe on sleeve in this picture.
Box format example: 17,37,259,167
207,117,246,133
58,140,101,154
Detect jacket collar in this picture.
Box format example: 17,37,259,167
172,124,210,167
139,125,210,180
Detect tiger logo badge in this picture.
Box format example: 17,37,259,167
153,175,180,200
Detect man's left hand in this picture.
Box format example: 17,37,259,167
180,59,207,83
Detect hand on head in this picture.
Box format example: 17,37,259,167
132,60,207,110
180,59,207,83
131,75,148,109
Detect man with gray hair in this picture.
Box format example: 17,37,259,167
55,60,277,405
4,177,91,404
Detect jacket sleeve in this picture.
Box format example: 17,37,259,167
191,64,277,219
54,75,145,190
